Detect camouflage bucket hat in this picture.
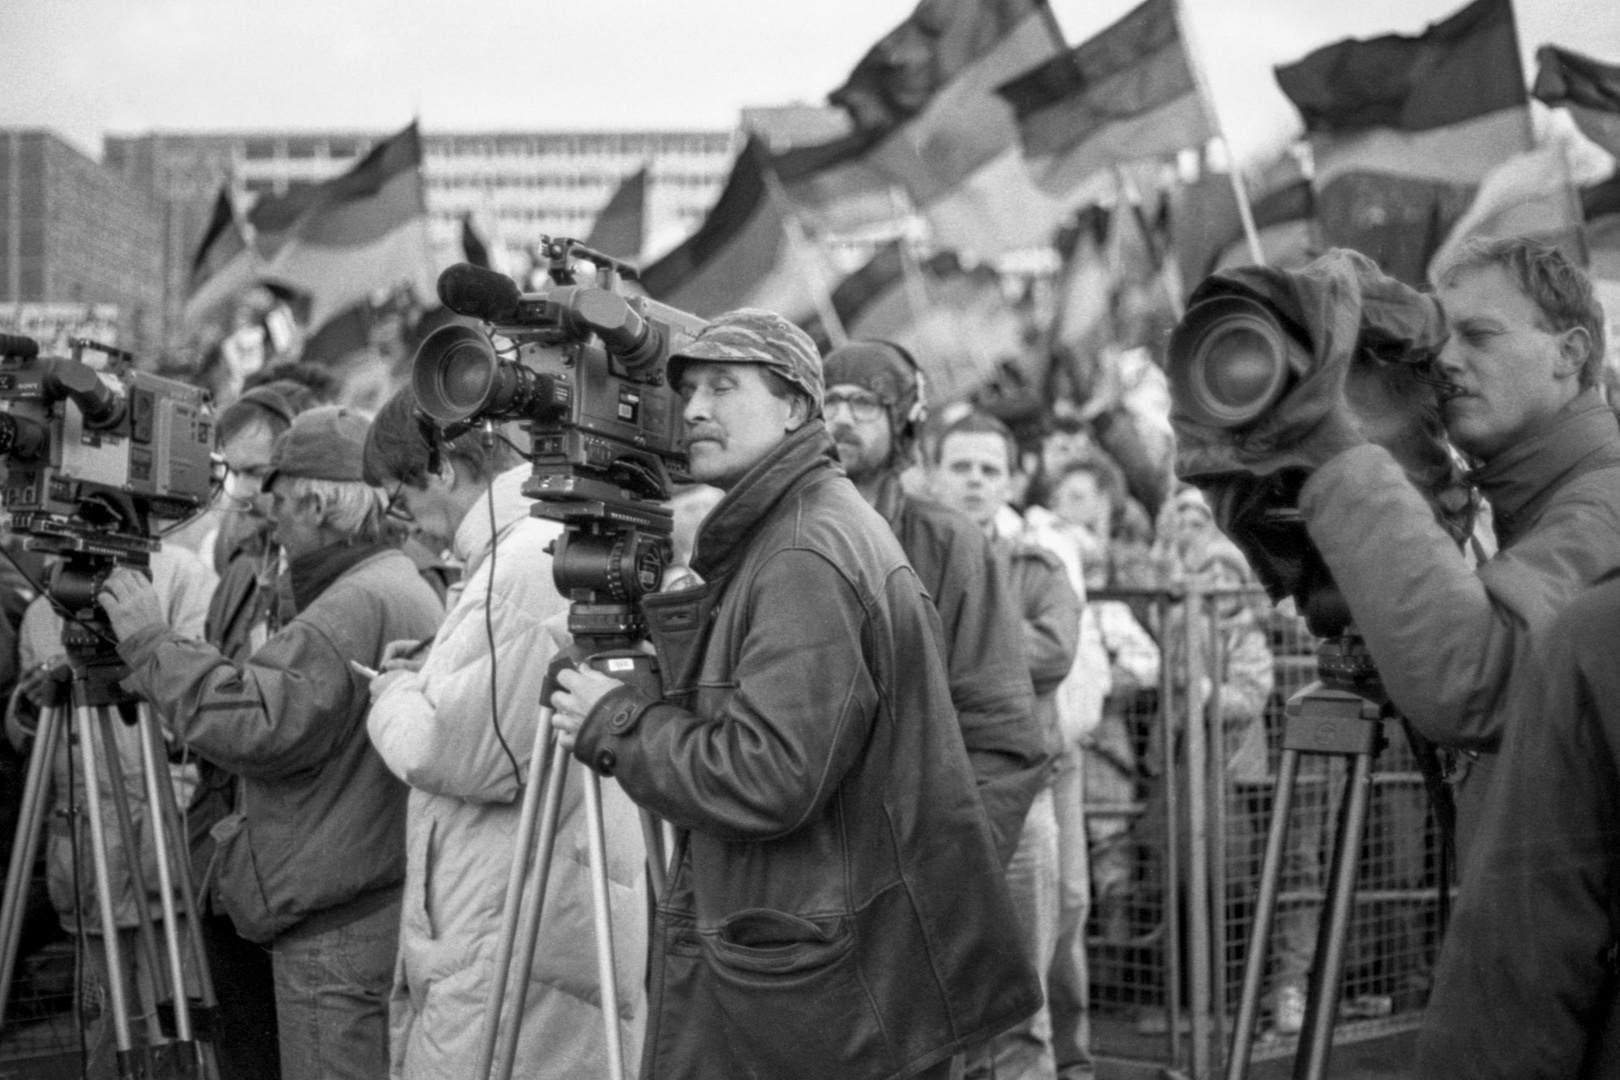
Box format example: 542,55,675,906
667,309,824,414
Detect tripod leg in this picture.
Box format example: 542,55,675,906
0,702,64,1028
75,701,138,1057
136,707,201,1076
1295,750,1375,1080
1224,749,1302,1080
583,772,627,1079
92,705,169,1051
141,713,222,1080
482,723,572,1080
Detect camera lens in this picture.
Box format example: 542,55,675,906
1168,294,1309,429
1201,325,1284,414
439,341,496,415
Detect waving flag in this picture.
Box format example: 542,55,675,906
641,140,835,324
1276,0,1530,284
585,167,648,262
261,122,437,330
1533,45,1620,159
998,0,1210,196
775,0,1067,257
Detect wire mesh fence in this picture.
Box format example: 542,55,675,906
1083,586,1452,1076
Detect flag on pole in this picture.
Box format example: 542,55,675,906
775,0,1068,257
181,180,331,331
1275,0,1531,284
585,166,648,262
640,139,834,324
261,122,437,330
997,0,1211,196
1533,45,1620,159
188,185,246,295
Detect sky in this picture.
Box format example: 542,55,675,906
2,0,1618,166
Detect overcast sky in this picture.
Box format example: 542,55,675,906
3,0,1618,165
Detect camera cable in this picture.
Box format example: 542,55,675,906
474,425,522,792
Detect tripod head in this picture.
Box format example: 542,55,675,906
1310,631,1387,706
32,524,152,711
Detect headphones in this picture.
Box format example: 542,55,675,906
877,340,928,439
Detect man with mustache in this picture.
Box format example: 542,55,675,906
820,340,1047,870
547,311,1040,1079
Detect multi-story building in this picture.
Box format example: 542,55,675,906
103,127,738,345
1,130,166,356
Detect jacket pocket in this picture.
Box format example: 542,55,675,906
210,812,296,944
700,908,893,1078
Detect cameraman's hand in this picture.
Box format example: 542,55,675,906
549,665,625,752
97,568,165,642
1289,402,1366,471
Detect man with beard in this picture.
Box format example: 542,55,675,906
820,340,1046,866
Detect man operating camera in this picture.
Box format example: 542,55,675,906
546,309,1039,1080
1290,238,1620,852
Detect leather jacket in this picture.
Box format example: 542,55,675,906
574,422,1040,1079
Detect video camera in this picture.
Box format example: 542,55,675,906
0,332,213,692
411,238,706,640
1165,249,1465,641
0,333,213,565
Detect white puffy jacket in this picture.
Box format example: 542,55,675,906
369,466,648,1079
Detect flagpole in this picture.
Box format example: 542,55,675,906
412,119,439,296
892,187,932,324
1172,0,1266,266
762,165,848,348
1113,166,1185,320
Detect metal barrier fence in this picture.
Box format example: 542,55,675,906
1083,586,1449,1078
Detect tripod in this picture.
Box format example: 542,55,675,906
474,485,673,1080
0,559,220,1079
1224,633,1448,1080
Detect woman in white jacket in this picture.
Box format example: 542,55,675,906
361,392,648,1080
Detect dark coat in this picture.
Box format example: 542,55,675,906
869,472,1046,864
574,421,1041,1080
1416,573,1620,1080
1300,391,1620,853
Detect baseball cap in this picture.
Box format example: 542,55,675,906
261,405,372,490
667,309,823,414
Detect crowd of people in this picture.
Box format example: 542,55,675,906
0,233,1617,1080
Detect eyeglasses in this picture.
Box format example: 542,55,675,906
823,391,885,422
383,481,415,526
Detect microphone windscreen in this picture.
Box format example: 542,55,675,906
437,263,521,322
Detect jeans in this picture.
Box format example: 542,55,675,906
1049,746,1096,1079
966,787,1060,1080
269,895,399,1080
